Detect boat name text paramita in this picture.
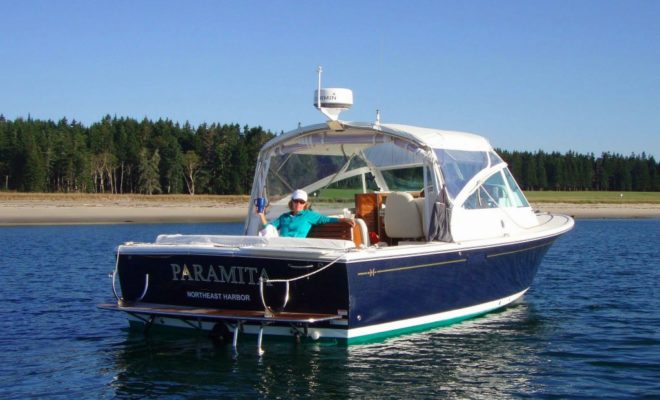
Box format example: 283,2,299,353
170,263,271,285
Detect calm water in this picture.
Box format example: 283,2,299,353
0,220,658,399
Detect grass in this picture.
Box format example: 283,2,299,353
311,188,358,202
1,190,658,204
524,191,660,204
315,188,660,205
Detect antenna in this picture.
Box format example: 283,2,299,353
317,66,322,113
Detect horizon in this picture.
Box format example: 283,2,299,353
2,1,658,158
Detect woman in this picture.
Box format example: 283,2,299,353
257,189,355,238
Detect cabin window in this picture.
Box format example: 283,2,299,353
317,173,379,202
464,171,515,209
380,167,424,191
265,152,379,206
266,154,343,197
503,168,530,207
435,150,489,199
488,151,504,166
463,169,530,209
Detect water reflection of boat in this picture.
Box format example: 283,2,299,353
345,304,544,397
108,305,543,398
99,69,573,354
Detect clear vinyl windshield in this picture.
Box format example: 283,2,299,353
435,149,504,200
265,153,426,206
434,148,530,209
265,153,378,207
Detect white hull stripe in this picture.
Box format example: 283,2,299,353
346,288,528,339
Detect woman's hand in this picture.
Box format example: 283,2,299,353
341,218,356,228
256,207,268,226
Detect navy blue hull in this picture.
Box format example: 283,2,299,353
117,254,349,315
346,238,555,329
116,236,555,336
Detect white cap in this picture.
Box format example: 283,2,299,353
291,189,308,202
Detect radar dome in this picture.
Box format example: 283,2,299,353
314,88,353,121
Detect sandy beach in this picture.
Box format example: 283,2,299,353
0,196,249,225
532,202,660,220
0,195,658,225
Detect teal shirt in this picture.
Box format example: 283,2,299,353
269,209,338,238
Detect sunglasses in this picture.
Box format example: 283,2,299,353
293,199,306,204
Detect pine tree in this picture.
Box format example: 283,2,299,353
535,151,548,190
183,150,201,195
138,148,162,194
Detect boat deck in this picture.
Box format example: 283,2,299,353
97,302,342,324
98,302,344,356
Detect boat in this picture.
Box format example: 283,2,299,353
98,69,574,354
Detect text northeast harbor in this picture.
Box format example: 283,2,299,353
186,291,251,301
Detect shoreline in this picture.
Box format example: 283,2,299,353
0,199,659,226
532,202,660,220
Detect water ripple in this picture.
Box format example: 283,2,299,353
0,220,658,398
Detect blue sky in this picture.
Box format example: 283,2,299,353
2,0,658,157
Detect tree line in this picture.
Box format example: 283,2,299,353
0,115,658,194
0,115,275,194
498,149,660,191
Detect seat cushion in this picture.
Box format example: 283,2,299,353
384,192,423,238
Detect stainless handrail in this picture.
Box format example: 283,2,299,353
111,252,150,303
258,249,351,315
